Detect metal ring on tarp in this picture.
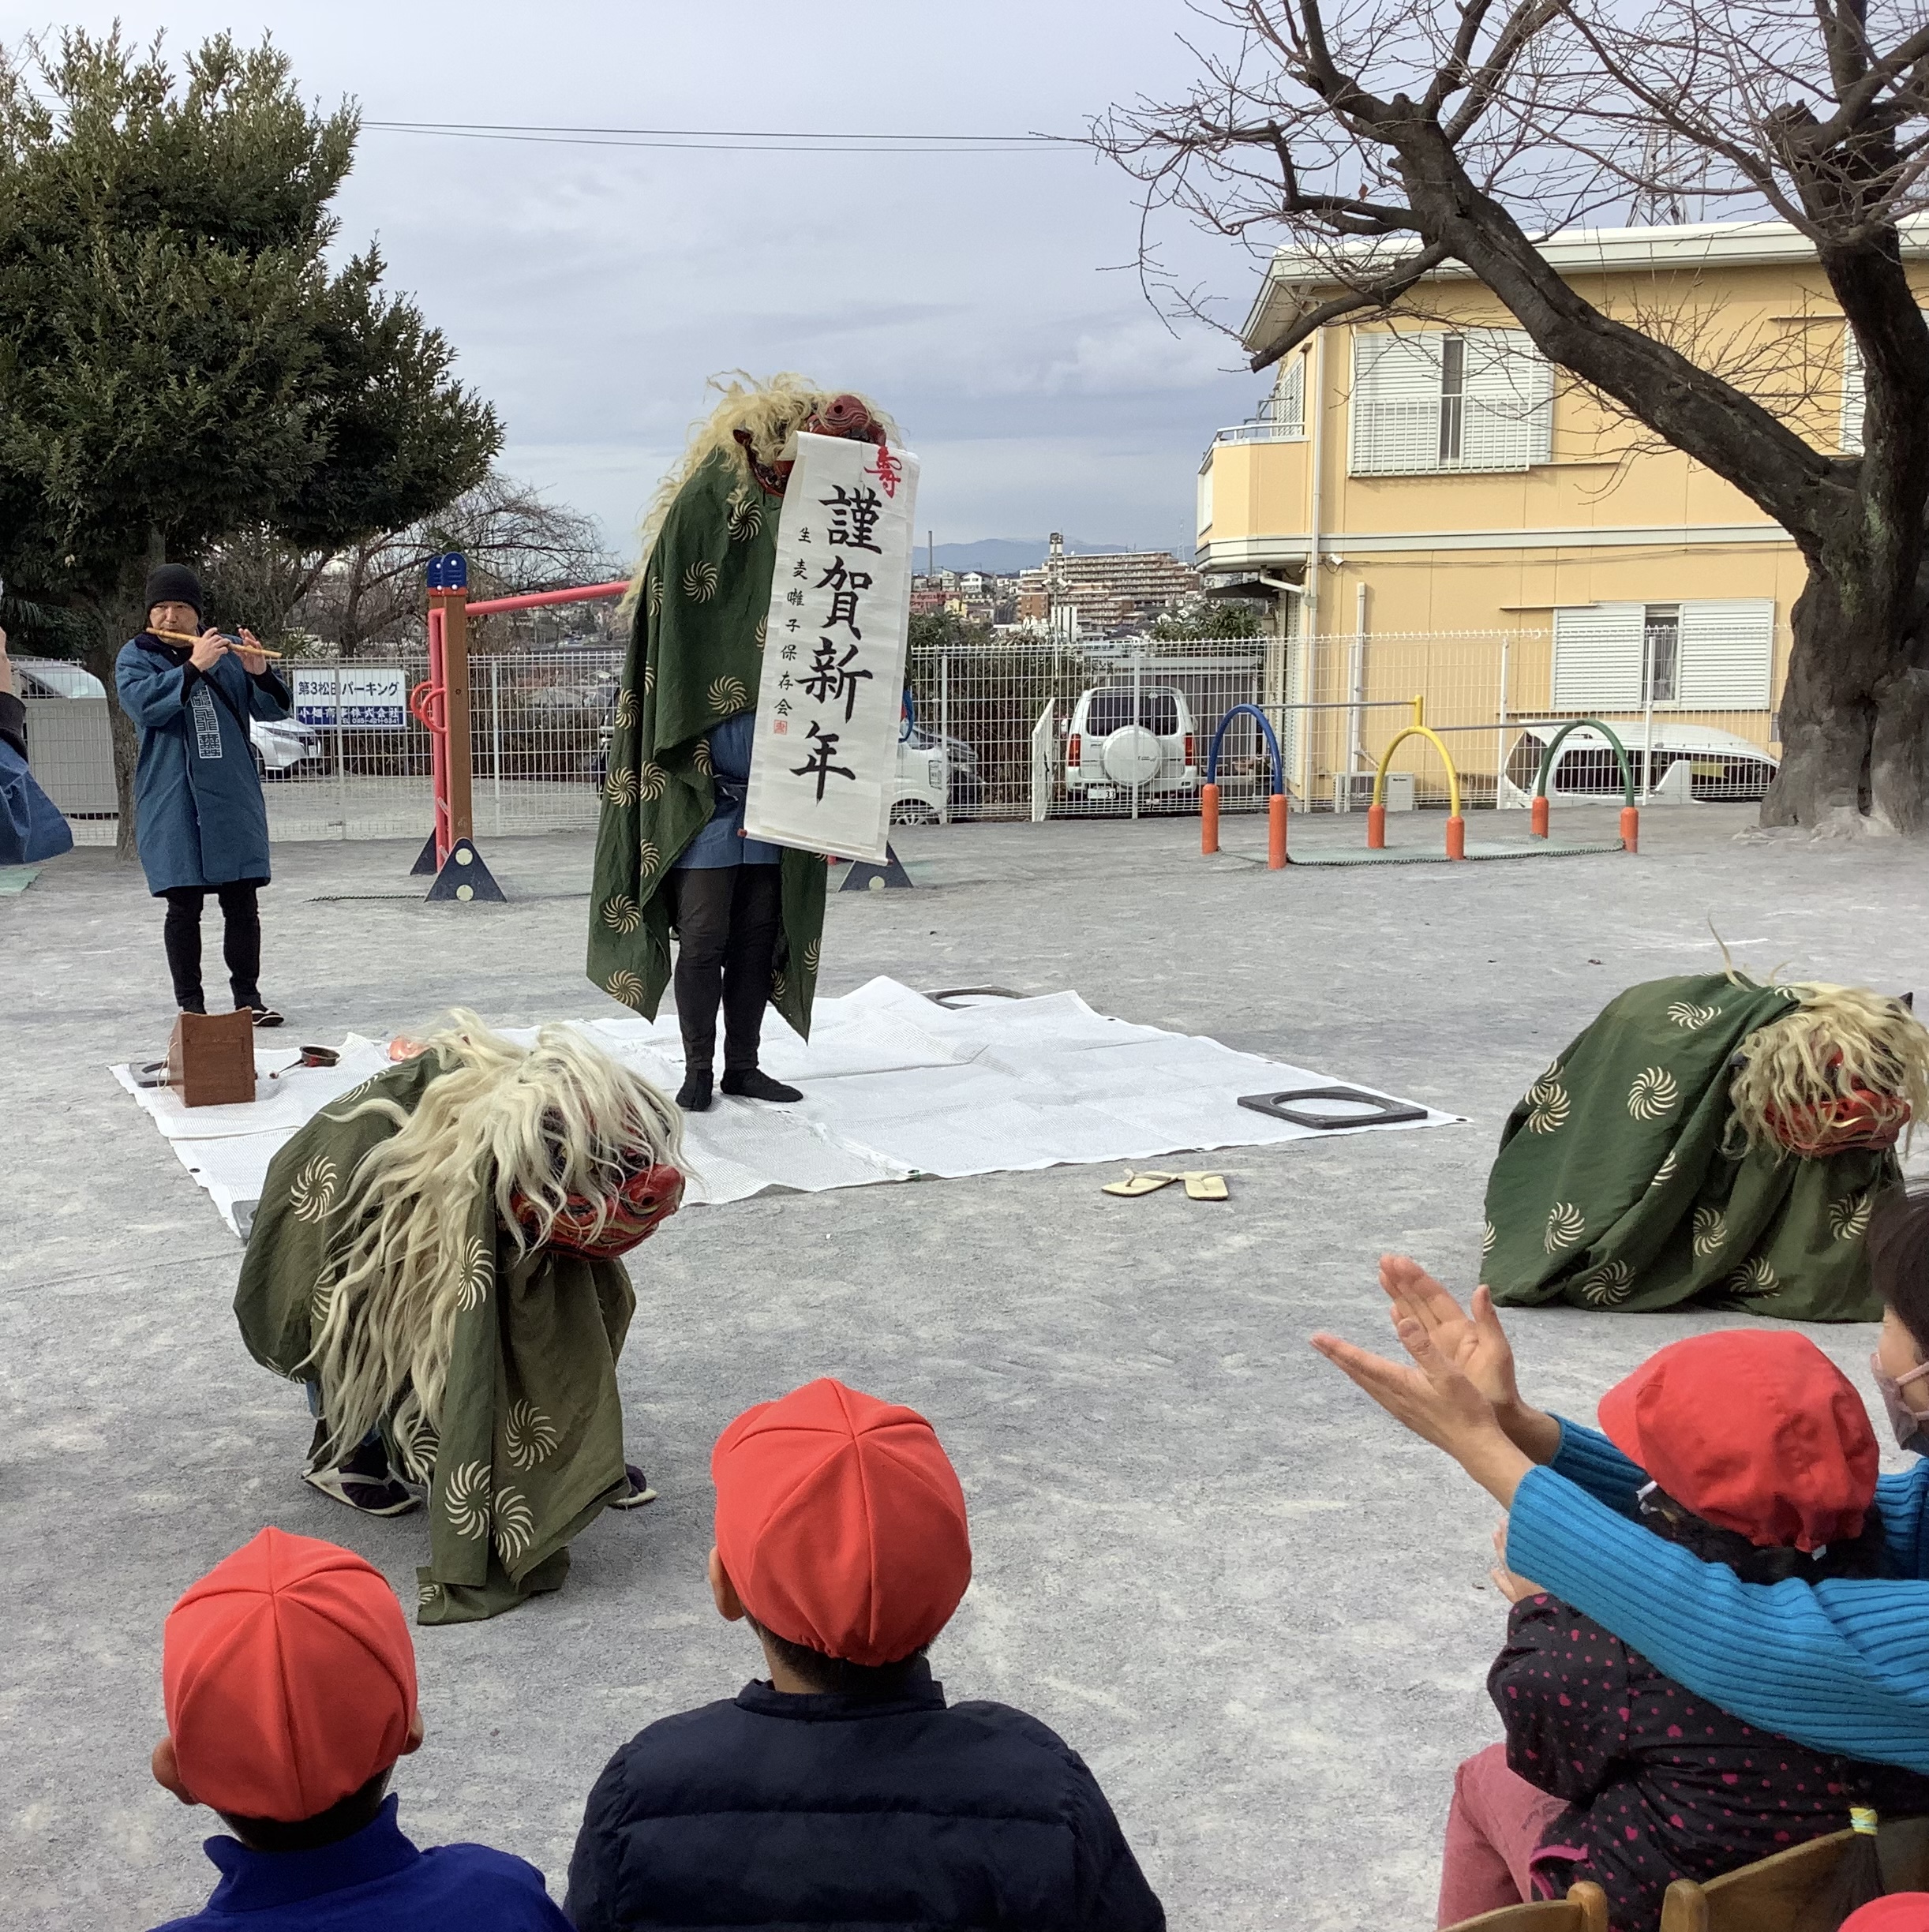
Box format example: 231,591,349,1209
1237,1085,1429,1129
924,986,1030,1009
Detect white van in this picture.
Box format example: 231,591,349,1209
1500,721,1778,806
1063,684,1199,803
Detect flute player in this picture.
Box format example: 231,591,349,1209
115,564,290,1026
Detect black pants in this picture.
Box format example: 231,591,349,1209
669,864,782,1074
163,882,263,1013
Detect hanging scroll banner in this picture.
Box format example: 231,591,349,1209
743,430,921,865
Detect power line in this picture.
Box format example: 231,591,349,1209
361,119,1077,155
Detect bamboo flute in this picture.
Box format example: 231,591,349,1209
151,627,284,661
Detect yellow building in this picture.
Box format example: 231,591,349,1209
1196,219,1922,807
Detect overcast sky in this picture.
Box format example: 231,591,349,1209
2,2,1274,560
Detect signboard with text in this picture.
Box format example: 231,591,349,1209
743,431,920,864
292,666,408,730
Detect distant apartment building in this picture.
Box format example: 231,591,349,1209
1016,535,1200,635
1194,217,1925,794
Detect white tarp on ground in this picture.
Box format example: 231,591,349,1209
110,977,1459,1237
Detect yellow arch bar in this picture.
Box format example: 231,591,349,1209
1373,724,1463,818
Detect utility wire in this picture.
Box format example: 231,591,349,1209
362,118,1077,155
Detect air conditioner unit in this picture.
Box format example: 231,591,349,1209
1334,770,1415,813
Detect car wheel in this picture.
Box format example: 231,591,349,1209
891,799,939,826
251,744,271,781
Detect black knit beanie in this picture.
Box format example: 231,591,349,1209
144,564,205,621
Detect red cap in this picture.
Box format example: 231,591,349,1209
712,1378,972,1667
163,1528,418,1822
1598,1330,1878,1553
1841,1897,1929,1932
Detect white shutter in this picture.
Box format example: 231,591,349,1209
1843,328,1865,454
1350,331,1446,474
1270,354,1305,436
1677,599,1774,707
1461,328,1552,470
1553,604,1647,709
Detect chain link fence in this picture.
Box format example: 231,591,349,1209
19,628,1782,851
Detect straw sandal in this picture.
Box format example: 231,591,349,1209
1102,1171,1182,1197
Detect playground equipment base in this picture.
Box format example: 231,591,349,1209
1287,838,1626,867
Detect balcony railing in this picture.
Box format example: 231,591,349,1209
1213,419,1305,445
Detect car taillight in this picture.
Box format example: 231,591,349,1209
1067,732,1082,769
1184,732,1195,767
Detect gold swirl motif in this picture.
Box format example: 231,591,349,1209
1627,1066,1680,1121
290,1156,338,1224
683,560,720,603
602,895,642,934
418,1580,442,1609
1648,1148,1680,1190
707,676,748,713
309,1277,335,1327
605,766,639,806
605,969,646,1009
493,1487,536,1563
1578,1259,1635,1306
1666,1000,1720,1030
1544,1201,1585,1252
729,499,765,542
455,1237,490,1313
614,688,639,728
754,616,768,649
1830,1191,1873,1240
504,1400,559,1471
646,575,663,616
803,938,822,974
1481,1219,1496,1259
691,738,714,775
637,762,669,801
1729,1255,1779,1297
771,971,789,1005
1525,1080,1569,1135
441,1460,491,1540
1692,1206,1728,1257
642,662,656,693
638,840,662,878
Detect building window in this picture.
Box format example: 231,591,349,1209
1644,604,1680,702
1349,327,1553,476
1551,599,1774,710
1269,354,1305,438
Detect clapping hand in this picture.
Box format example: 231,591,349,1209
189,630,228,671
1490,1523,1549,1604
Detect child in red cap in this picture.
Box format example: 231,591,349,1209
564,1377,1165,1931
149,1526,571,1931
1440,1330,1929,1932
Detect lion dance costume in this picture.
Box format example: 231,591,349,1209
235,1014,684,1623
1483,971,1929,1320
586,374,895,1105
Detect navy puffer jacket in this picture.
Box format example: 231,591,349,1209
564,1664,1165,1931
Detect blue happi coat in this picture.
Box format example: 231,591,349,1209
115,635,290,894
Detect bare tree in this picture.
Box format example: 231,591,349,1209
203,470,619,655
1096,1,1929,836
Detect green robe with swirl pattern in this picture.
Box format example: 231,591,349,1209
586,451,826,1033
235,1050,637,1624
1482,974,1894,1321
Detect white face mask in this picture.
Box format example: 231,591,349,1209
1871,1352,1929,1455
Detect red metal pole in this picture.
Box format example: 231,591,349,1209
1446,814,1466,860
1200,781,1220,855
1620,804,1640,852
463,579,632,616
1366,803,1387,849
1267,791,1287,870
1530,795,1549,838
425,607,450,865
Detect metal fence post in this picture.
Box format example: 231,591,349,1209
331,661,347,838
1495,634,1511,810
1130,638,1143,822
938,653,951,826
489,655,503,835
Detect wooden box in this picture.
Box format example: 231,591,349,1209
167,1010,258,1108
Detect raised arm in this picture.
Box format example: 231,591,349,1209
115,642,193,726
1507,1466,1929,1774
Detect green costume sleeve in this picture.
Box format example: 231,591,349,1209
234,1054,639,1625
586,453,826,1036
1482,974,1893,1320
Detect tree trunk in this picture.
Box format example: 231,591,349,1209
81,630,143,862
1766,569,1929,833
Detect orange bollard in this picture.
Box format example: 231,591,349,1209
1620,804,1639,853
1268,791,1288,870
1200,781,1220,855
1530,795,1549,839
1366,802,1387,849
1446,814,1466,860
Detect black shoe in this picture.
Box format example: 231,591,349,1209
721,1067,803,1103
246,1003,284,1028
178,999,207,1017
607,1462,657,1511
676,1068,714,1112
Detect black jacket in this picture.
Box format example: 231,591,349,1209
564,1664,1165,1931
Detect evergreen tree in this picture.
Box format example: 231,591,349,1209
0,28,500,851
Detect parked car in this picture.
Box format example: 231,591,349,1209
1062,683,1199,803
13,657,323,781
891,723,981,823
1500,721,1779,805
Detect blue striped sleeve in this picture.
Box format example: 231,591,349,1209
1507,1462,1929,1775
1548,1417,1646,1517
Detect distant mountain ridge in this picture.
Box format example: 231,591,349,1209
922,537,1185,574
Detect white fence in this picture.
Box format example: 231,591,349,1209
23,629,1782,850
